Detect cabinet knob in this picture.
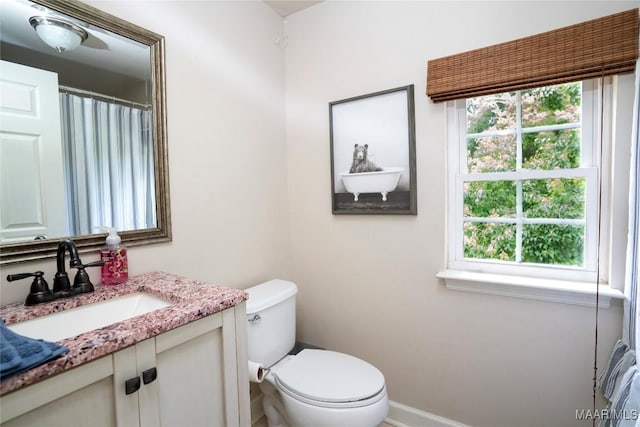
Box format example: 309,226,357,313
125,376,141,395
142,367,157,385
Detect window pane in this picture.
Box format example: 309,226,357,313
467,135,516,172
522,224,584,266
522,178,585,219
521,82,581,128
466,93,516,133
460,81,591,271
522,129,581,170
464,222,515,261
464,181,516,218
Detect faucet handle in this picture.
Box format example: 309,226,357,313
72,261,105,294
7,271,55,306
81,261,106,268
7,272,41,282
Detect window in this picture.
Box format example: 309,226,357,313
431,10,637,305
446,79,608,282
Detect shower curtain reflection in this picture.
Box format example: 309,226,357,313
59,92,156,237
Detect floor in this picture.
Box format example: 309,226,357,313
254,418,394,427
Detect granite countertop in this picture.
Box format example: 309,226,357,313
0,271,248,395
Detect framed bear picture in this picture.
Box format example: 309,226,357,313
329,85,417,215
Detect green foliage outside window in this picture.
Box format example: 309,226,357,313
464,83,586,266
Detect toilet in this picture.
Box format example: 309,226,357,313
245,279,389,427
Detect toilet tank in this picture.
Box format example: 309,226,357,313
245,279,298,367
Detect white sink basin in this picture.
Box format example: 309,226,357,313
7,293,173,342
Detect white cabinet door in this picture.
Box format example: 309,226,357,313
113,338,160,427
112,313,237,427
0,60,67,243
155,313,227,426
153,306,250,427
0,356,116,426
136,339,161,427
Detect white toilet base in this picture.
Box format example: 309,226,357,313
259,376,388,427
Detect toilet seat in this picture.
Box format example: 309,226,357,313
273,349,386,409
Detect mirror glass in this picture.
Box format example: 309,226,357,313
0,0,171,263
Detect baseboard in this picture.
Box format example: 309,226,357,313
252,395,467,427
251,393,265,426
386,400,470,427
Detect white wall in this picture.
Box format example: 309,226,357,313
0,2,635,426
283,2,633,426
0,1,291,300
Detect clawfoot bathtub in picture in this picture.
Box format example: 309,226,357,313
340,167,404,201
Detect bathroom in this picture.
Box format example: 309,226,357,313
0,1,638,426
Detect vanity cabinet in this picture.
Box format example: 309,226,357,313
1,356,118,426
0,303,250,427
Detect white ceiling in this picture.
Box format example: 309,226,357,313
264,0,323,17
1,0,324,79
0,0,323,98
0,0,149,80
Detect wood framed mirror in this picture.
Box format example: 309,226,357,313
0,0,171,264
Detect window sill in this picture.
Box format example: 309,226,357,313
436,269,625,307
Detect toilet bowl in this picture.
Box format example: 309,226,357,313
245,280,388,427
263,349,388,427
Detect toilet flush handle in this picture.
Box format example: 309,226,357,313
248,314,261,323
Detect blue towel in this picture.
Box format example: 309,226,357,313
0,318,68,381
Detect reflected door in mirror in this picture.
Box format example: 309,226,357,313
0,60,67,243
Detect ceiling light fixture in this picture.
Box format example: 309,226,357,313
29,16,88,53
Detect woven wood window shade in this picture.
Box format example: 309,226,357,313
427,9,639,102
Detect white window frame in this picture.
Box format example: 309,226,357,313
440,77,627,306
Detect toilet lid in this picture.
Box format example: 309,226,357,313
274,349,385,404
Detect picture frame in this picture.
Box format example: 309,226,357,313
329,85,417,215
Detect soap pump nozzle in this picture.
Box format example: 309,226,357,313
105,228,121,250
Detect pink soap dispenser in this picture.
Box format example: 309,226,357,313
100,228,128,285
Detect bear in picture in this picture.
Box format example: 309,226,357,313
349,144,384,173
